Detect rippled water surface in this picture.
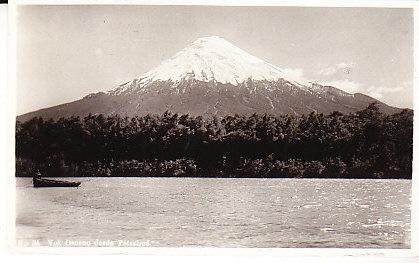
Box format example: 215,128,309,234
16,178,411,248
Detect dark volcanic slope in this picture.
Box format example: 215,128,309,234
17,79,400,122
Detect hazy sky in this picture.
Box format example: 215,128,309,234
17,5,413,114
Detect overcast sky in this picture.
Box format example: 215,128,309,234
17,5,413,115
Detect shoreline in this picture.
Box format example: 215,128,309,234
15,176,412,180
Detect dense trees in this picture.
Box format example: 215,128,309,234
15,103,413,179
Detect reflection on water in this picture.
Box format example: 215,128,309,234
16,178,411,248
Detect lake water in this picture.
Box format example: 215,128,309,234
15,178,411,248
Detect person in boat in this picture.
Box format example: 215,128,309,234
34,169,42,178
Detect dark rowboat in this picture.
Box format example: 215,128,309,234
33,177,81,188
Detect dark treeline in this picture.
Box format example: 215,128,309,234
16,103,413,179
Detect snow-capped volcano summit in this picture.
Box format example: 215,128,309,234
17,36,399,122
137,36,284,85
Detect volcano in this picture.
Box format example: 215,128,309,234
17,36,399,122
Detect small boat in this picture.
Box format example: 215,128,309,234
33,177,81,188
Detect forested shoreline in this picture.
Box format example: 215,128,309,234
16,103,413,179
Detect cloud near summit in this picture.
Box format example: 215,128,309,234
319,79,410,105
317,62,356,76
280,62,409,107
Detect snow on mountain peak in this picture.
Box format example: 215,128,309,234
136,36,285,85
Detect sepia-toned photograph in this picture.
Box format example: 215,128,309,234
13,3,413,251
